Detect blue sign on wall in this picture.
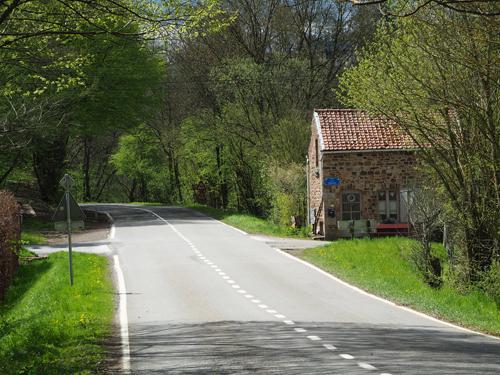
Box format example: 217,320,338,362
324,177,341,186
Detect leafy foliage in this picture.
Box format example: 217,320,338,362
340,6,499,284
267,163,306,227
111,126,171,202
2,1,380,219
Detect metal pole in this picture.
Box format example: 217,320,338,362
65,190,74,286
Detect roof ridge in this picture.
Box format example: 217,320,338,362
314,108,361,112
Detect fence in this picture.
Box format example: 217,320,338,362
0,190,20,301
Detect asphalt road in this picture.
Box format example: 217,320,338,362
87,205,500,374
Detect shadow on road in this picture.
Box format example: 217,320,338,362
86,205,214,229
101,321,500,374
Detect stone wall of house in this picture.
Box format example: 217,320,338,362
307,121,324,233
321,151,419,238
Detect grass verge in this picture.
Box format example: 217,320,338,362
22,217,54,232
300,237,499,336
188,204,309,238
0,252,114,374
21,217,51,245
21,231,47,245
129,201,164,206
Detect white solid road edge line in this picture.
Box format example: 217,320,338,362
213,216,498,340
216,220,248,235
105,211,129,371
101,205,498,341
188,208,248,235
99,204,249,236
129,207,193,242
109,223,115,240
113,254,131,372
135,204,498,341
273,247,499,341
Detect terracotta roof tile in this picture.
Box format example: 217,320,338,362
315,109,416,152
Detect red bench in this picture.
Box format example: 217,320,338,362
374,223,411,237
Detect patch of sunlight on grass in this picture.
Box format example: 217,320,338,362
301,237,499,336
188,204,309,238
21,231,47,245
0,252,114,374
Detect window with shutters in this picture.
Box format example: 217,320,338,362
378,190,398,223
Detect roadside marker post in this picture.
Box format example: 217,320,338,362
53,174,85,286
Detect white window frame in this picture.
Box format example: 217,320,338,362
377,190,399,223
341,191,361,221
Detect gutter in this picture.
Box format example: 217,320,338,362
321,148,419,155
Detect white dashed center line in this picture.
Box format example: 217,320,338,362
158,217,388,375
340,354,354,360
323,344,337,350
358,362,377,370
307,335,321,341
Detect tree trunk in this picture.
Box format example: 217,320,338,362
95,170,116,201
173,157,183,203
82,136,92,201
140,175,148,202
465,225,494,283
128,178,137,202
216,145,228,208
32,133,68,204
0,151,22,186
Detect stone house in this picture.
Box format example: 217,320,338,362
307,109,419,240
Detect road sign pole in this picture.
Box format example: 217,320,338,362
65,190,74,286
56,173,82,286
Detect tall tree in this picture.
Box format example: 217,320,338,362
340,7,499,282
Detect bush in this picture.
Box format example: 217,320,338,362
0,190,20,300
267,163,306,227
474,262,500,302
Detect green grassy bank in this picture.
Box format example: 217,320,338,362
300,237,499,336
188,204,309,238
20,217,51,245
0,252,114,374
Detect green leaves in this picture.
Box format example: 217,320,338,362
339,7,500,283
111,126,164,179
